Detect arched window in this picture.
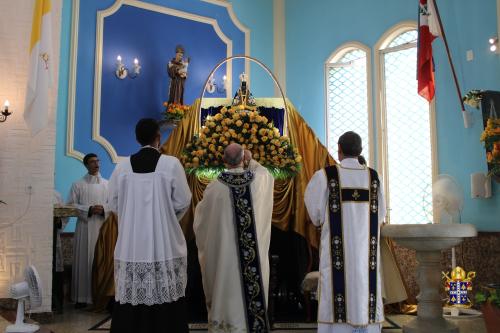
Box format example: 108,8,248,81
325,43,372,164
376,24,437,224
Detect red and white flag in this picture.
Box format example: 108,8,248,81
417,0,441,102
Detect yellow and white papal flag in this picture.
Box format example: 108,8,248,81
24,0,52,136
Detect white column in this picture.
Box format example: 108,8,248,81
273,0,286,97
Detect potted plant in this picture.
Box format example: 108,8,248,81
463,89,483,109
475,284,500,333
480,117,500,180
464,89,500,181
162,102,189,128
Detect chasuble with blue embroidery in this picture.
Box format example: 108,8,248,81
194,160,274,333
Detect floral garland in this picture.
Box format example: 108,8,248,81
163,102,189,122
481,118,500,176
181,106,302,179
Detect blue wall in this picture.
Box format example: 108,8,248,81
231,0,275,97
285,0,500,230
100,4,230,156
55,0,81,201
73,0,247,174
56,0,499,230
55,0,274,205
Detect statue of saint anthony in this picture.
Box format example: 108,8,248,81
167,45,189,104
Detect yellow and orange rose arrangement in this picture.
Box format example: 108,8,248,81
480,117,500,176
163,102,189,122
181,106,302,179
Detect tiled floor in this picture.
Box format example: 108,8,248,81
0,308,488,333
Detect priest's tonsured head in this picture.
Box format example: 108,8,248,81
338,131,362,161
223,143,245,169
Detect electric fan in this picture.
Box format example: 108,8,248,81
433,175,481,318
432,174,464,225
432,174,464,268
5,265,43,333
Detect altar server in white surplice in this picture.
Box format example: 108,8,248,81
109,118,191,333
108,119,192,333
194,143,274,333
305,132,386,333
67,153,109,306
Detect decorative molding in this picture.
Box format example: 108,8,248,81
374,21,417,211
273,0,286,97
374,21,438,223
324,42,373,167
497,0,500,44
91,0,233,163
374,22,415,223
65,0,244,164
429,98,438,223
65,0,84,161
375,20,416,51
201,0,251,80
326,41,371,63
200,0,228,4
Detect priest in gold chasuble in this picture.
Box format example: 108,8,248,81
194,144,274,333
305,132,386,333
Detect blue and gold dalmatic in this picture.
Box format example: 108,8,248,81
324,165,380,323
218,170,270,333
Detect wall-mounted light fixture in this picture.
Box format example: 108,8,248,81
205,74,228,94
489,37,499,53
115,55,141,79
1,100,12,122
471,172,492,198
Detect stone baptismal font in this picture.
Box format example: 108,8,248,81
382,223,477,333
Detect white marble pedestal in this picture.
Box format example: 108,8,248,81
382,224,477,333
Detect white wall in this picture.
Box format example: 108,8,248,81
0,0,62,312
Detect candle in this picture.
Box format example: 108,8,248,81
116,55,122,63
222,75,228,90
4,100,10,110
133,58,141,76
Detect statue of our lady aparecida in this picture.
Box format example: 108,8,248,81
231,72,257,111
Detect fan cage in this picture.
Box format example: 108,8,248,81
24,265,42,309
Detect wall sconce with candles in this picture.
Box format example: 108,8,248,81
205,74,228,94
115,55,141,79
1,100,12,122
489,37,499,53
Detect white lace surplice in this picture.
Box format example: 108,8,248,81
108,155,192,305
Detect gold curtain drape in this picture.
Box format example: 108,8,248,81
160,98,335,248
92,212,118,312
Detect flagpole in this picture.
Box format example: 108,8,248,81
432,0,467,115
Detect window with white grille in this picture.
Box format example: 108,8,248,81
325,46,371,164
379,29,435,224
